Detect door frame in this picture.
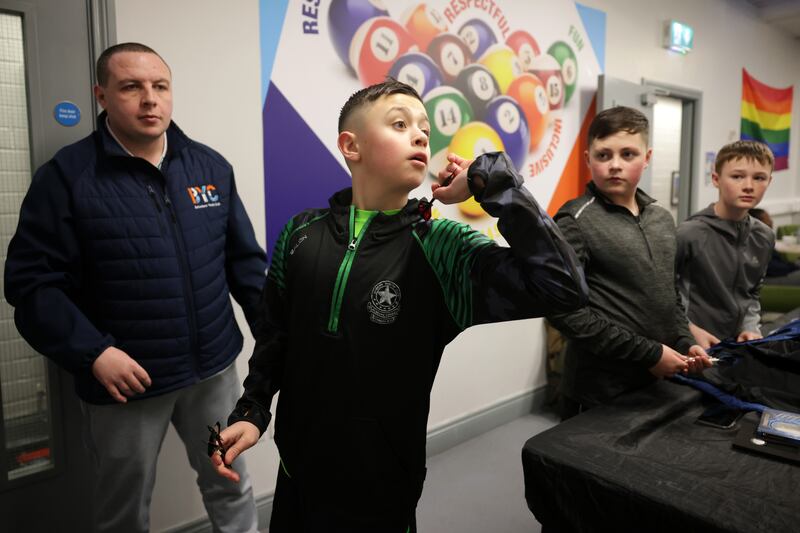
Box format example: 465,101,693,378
643,78,703,222
0,0,64,493
0,0,116,529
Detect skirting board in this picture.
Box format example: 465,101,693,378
166,385,548,533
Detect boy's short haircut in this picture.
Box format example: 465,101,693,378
587,106,649,146
338,78,423,133
714,140,775,174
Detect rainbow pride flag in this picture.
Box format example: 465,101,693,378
741,69,793,171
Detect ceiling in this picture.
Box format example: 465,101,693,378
745,0,800,38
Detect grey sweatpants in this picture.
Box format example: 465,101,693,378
81,363,257,533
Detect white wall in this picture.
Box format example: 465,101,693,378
113,2,277,530
113,0,800,530
582,0,800,223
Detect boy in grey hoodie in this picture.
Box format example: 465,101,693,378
675,141,775,348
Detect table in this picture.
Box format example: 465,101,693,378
522,381,800,533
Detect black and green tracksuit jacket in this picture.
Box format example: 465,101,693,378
229,152,588,522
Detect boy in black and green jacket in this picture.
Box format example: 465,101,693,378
211,80,588,532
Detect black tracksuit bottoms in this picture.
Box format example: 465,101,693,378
268,466,418,532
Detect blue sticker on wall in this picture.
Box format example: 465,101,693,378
54,101,81,127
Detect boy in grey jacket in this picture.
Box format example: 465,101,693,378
675,141,775,348
548,106,710,419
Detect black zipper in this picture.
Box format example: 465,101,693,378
635,215,654,261
147,185,168,235
162,189,200,374
733,223,746,330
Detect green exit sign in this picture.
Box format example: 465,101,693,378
664,20,694,54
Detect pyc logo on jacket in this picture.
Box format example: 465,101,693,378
187,184,221,209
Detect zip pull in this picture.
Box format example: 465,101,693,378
347,239,357,251
163,193,177,222
147,185,162,212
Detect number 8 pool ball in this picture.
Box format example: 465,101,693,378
454,63,500,118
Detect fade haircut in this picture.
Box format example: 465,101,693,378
715,140,774,174
338,78,423,133
96,42,170,87
588,106,649,146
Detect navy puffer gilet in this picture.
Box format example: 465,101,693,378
4,113,266,404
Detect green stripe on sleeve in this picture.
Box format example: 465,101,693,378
413,219,493,330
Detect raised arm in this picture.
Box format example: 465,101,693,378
424,151,588,330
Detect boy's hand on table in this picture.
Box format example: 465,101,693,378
737,330,763,343
210,421,260,483
432,153,474,204
649,345,689,378
688,322,720,350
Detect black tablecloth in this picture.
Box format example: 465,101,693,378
522,381,800,533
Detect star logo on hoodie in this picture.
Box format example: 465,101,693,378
368,280,401,325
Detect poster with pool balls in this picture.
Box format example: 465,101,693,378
265,0,600,242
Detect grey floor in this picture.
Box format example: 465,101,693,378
416,411,559,533
262,411,559,532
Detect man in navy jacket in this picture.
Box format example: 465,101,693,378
4,43,265,533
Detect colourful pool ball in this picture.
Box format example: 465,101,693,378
506,30,540,71
528,54,564,110
424,86,474,177
457,196,487,219
448,121,504,161
328,0,389,72
547,41,578,105
454,63,500,118
506,73,550,150
449,121,504,219
402,3,448,50
457,18,497,60
350,17,418,86
388,52,442,97
483,96,530,169
426,32,473,82
478,44,522,94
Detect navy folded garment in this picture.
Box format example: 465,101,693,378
672,319,800,412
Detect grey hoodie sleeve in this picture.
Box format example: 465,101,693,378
742,230,774,334
674,224,692,313
547,214,662,368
